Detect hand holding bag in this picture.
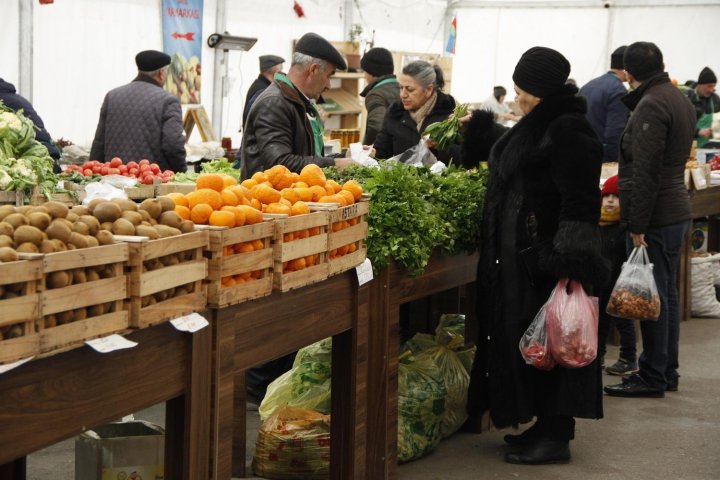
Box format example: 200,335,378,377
606,246,661,321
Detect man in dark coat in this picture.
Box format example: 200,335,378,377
579,46,629,163
684,66,719,147
241,32,354,179
0,78,61,172
464,47,607,465
90,50,187,172
604,42,696,398
359,47,400,145
242,55,285,127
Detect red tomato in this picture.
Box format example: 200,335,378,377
129,168,139,177
83,169,93,176
142,175,155,185
139,159,150,166
161,176,169,183
162,169,174,176
127,161,138,170
118,164,128,174
92,165,102,174
82,162,94,171
139,164,150,173
100,166,109,175
150,164,160,174
109,157,123,168
108,168,120,175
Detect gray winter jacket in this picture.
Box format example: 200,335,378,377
90,75,187,172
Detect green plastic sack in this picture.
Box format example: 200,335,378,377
397,351,446,462
259,338,333,421
252,405,330,480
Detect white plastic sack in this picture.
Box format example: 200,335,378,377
691,254,720,318
82,181,128,205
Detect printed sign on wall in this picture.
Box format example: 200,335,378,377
162,0,204,104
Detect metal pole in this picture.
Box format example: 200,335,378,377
18,0,33,100
211,0,227,137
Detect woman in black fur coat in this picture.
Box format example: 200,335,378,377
463,47,608,465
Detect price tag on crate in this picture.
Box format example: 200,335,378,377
171,312,209,333
86,334,138,353
356,258,373,286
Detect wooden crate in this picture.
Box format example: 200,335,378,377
0,190,24,206
39,243,130,357
326,200,369,277
201,221,275,308
0,257,43,364
124,184,155,200
124,230,208,328
272,211,330,292
155,182,195,196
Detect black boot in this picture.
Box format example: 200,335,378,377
503,422,543,447
504,438,571,465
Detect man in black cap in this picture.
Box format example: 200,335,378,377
604,42,696,399
240,32,355,178
684,66,719,147
90,50,187,172
579,46,630,162
242,55,285,126
359,47,400,144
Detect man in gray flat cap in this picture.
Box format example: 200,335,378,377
240,32,355,178
91,49,187,172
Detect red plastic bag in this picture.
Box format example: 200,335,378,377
519,301,556,371
546,278,599,368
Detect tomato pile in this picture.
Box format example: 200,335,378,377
64,158,175,184
709,154,720,171
520,342,556,371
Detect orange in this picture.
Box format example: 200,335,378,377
337,244,350,256
318,194,343,205
251,239,264,250
265,202,292,215
329,248,338,259
190,203,213,224
283,232,295,242
326,179,342,194
280,188,300,204
291,201,310,216
241,178,258,189
221,174,237,188
287,257,306,271
209,210,235,227
175,205,191,220
238,271,252,281
235,242,254,254
166,192,188,207
279,198,292,207
250,198,262,210
295,229,309,239
348,217,359,226
299,164,326,187
227,185,248,201
251,171,268,184
250,269,262,279
309,226,321,236
188,188,222,210
221,206,246,226
293,181,309,188
338,190,355,205
264,165,290,184
295,187,312,202
305,255,315,266
237,205,263,225
222,276,236,287
347,242,357,253
223,246,234,257
342,180,363,201
309,185,327,202
196,174,225,192
251,184,281,205
221,189,239,206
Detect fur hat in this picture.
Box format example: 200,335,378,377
295,32,347,70
361,48,394,77
259,55,284,73
601,175,619,197
135,50,171,71
698,67,717,85
512,46,570,98
610,46,626,70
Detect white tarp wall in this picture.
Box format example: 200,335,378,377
2,0,719,150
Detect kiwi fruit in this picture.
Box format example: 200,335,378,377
72,221,90,236
40,239,56,253
121,210,143,226
0,234,14,249
47,271,70,289
111,218,135,236
139,198,162,220
157,196,176,212
55,310,74,325
159,211,182,229
160,254,180,266
27,212,52,231
46,219,72,243
45,201,69,219
179,220,194,234
0,205,16,221
0,246,19,262
14,225,44,247
86,269,101,282
72,268,87,284
70,205,90,216
68,232,89,249
138,209,153,223
135,225,160,240
87,304,105,317
87,198,108,213
15,206,31,215
50,238,67,251
154,225,181,238
27,206,49,215
0,222,14,237
96,230,114,245
66,212,79,223
3,213,28,229
44,315,57,328
86,236,99,247
112,198,139,212
16,242,39,253
93,202,123,223
78,215,100,236
100,221,113,231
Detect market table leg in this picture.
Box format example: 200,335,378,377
0,458,25,480
209,309,236,480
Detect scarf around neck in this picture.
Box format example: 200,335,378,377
599,207,621,226
410,91,438,132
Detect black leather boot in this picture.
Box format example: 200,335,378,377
503,422,543,447
505,438,571,465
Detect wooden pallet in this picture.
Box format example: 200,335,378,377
272,211,330,292
38,243,130,357
124,230,208,328
325,200,369,277
200,222,275,308
0,257,43,364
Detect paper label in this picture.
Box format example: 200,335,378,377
0,356,34,375
86,334,138,353
170,312,209,333
356,258,374,286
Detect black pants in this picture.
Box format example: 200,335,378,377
534,415,575,442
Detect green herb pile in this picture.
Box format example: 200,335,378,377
58,170,102,186
423,103,469,151
0,101,59,200
325,162,487,276
172,157,239,183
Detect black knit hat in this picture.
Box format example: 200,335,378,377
295,32,347,70
259,55,284,73
135,50,171,71
361,48,394,77
512,46,570,98
698,66,717,84
610,46,626,70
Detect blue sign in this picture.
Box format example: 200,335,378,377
162,0,204,104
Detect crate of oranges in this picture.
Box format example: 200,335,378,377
202,220,275,308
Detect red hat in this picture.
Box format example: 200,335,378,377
601,175,619,197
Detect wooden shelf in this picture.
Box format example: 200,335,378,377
321,88,362,116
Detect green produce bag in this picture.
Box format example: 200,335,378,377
252,405,330,480
259,338,332,421
397,351,446,462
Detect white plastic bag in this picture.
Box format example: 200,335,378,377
607,246,661,321
691,254,720,318
388,138,439,168
82,181,127,205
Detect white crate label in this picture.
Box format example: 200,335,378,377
170,312,209,333
356,258,374,286
86,334,138,353
0,356,35,375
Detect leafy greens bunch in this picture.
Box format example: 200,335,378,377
423,103,469,151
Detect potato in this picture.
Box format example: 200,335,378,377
47,271,70,289
94,202,123,223
96,230,114,245
3,213,28,229
139,198,162,220
0,246,18,262
0,205,16,221
16,242,39,253
157,196,176,212
46,219,72,243
45,201,69,219
0,235,14,249
111,218,135,236
27,212,51,231
135,225,160,240
112,198,139,212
